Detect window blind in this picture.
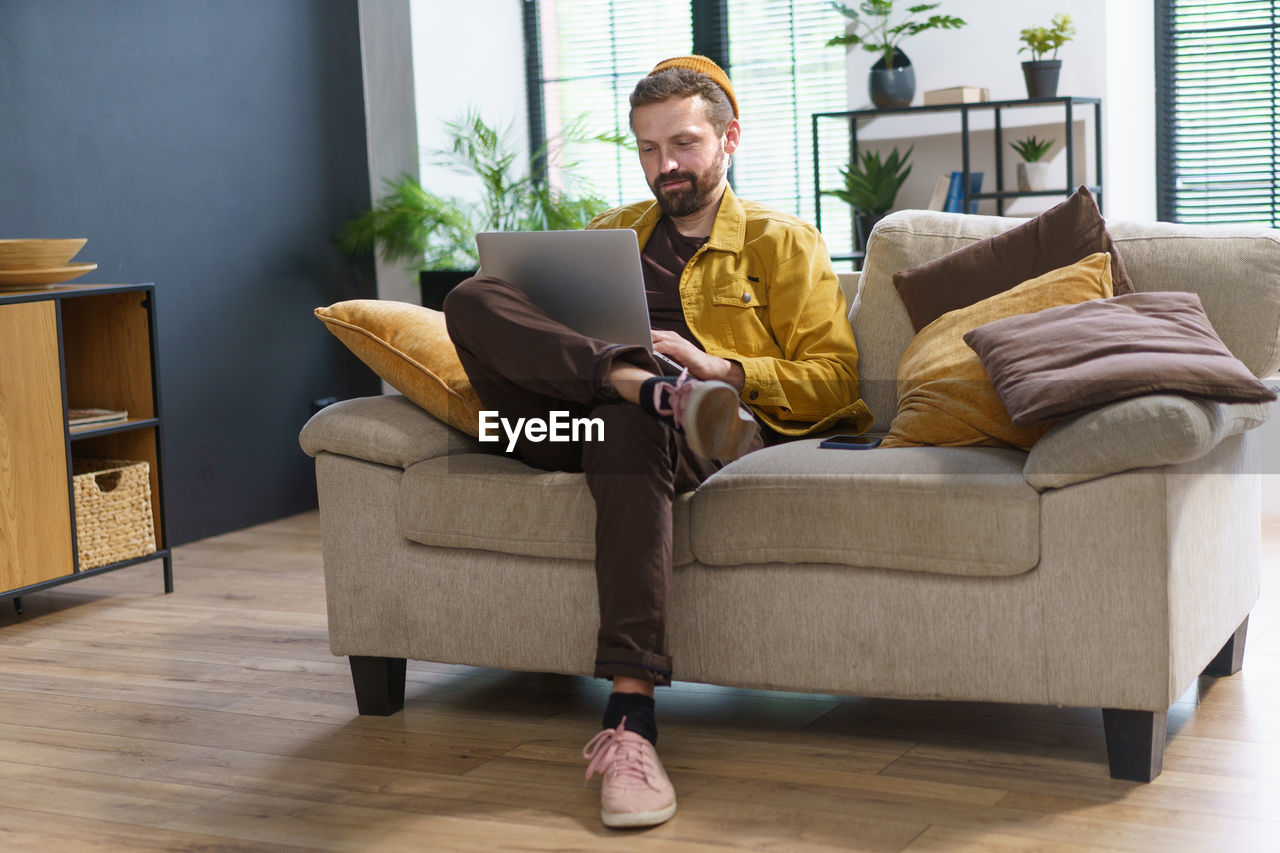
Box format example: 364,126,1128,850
535,0,846,234
537,0,693,207
726,1,847,228
1157,0,1280,225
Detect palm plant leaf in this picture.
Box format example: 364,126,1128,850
337,108,618,272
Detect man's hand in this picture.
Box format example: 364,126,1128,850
652,330,746,391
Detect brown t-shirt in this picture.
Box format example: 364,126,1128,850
642,216,705,350
642,217,786,446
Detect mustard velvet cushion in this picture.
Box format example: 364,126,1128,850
882,252,1114,450
315,300,483,437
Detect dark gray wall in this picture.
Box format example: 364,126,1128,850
0,0,381,545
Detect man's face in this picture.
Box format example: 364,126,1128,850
632,95,740,218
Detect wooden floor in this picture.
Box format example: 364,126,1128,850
1,514,1279,852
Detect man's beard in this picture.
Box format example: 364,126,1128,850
649,151,727,218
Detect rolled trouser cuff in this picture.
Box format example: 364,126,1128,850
592,343,659,402
593,647,673,687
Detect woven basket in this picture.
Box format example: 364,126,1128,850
72,458,157,570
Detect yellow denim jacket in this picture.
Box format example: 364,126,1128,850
588,186,873,436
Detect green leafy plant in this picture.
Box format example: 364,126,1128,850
823,145,914,215
338,110,611,271
1010,135,1054,162
337,176,477,271
827,1,967,68
1018,14,1075,62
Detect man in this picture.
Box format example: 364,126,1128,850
443,55,871,829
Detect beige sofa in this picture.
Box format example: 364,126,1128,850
300,211,1280,782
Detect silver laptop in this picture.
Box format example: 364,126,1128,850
475,230,681,373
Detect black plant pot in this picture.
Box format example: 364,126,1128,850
419,268,477,311
1022,60,1062,99
869,49,915,109
855,212,885,250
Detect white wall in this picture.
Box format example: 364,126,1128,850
358,0,421,304
1103,0,1157,223
841,0,1155,221
409,0,529,207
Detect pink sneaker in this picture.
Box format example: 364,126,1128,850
582,719,677,828
652,370,757,461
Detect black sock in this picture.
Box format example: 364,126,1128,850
638,376,675,424
603,691,658,745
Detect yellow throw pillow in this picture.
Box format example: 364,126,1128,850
315,300,483,437
882,252,1114,450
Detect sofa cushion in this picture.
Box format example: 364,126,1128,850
964,291,1277,426
691,441,1039,577
300,395,478,468
315,300,484,437
892,187,1133,332
1023,395,1272,491
882,252,1113,450
398,453,695,565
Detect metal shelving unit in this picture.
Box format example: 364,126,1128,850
812,96,1103,266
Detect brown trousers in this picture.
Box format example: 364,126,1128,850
443,276,763,685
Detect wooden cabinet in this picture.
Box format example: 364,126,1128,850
0,283,171,608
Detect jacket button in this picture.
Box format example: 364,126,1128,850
742,292,752,303
749,390,759,400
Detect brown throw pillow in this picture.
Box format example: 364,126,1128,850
882,252,1113,450
315,300,484,436
893,186,1134,332
963,291,1278,427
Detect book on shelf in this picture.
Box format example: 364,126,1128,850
923,86,991,106
926,173,952,210
943,171,983,214
68,408,129,428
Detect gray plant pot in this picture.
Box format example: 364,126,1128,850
1022,59,1062,99
869,49,915,109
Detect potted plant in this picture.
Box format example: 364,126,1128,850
822,145,913,248
1018,14,1075,99
1010,135,1054,191
828,1,967,109
338,110,610,309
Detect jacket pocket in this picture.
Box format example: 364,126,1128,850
709,276,775,356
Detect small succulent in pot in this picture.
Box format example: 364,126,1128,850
1010,136,1056,192
1018,14,1075,99
1010,135,1055,163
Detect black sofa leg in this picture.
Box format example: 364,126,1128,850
349,655,407,716
1102,708,1167,782
1202,616,1249,677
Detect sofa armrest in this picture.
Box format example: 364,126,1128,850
299,394,478,469
1023,394,1272,491
838,271,861,318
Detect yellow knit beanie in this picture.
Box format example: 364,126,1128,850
648,55,739,119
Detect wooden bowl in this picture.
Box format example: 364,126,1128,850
0,238,87,271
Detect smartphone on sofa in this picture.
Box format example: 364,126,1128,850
819,434,883,450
